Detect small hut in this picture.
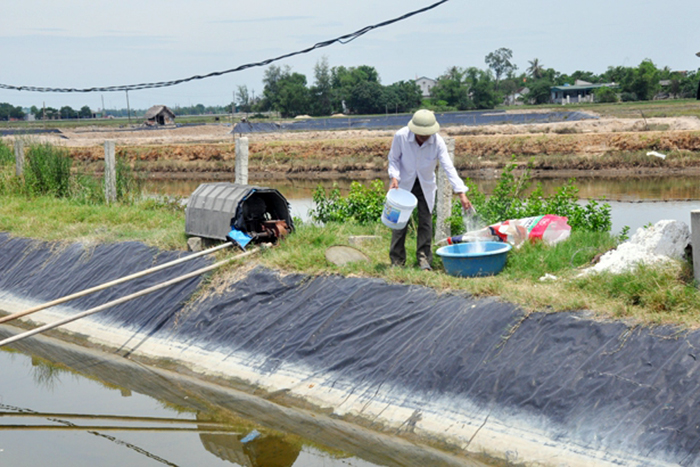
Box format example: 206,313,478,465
144,105,176,126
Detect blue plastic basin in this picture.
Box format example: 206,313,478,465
436,241,512,278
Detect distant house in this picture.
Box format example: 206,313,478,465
145,105,176,125
504,87,529,106
415,76,437,98
550,80,618,104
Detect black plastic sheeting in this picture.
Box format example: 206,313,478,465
0,128,63,137
232,110,595,133
1,235,700,464
0,234,210,335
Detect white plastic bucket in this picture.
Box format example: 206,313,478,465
381,188,418,230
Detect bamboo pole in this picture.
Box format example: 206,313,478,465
0,425,239,433
0,248,256,348
0,412,231,426
0,242,233,326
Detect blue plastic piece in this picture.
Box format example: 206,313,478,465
436,241,512,277
241,429,261,444
226,228,253,250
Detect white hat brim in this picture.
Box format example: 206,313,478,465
408,119,440,136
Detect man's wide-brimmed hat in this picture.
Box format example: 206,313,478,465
408,109,440,136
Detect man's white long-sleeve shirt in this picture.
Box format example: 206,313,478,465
387,126,467,213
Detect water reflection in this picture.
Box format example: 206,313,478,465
199,421,300,467
0,339,460,467
143,176,700,235
143,175,700,201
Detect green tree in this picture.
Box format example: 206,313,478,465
485,48,517,90
310,56,333,116
79,105,92,118
0,102,25,120
527,79,553,104
236,85,252,112
679,69,700,98
43,107,59,119
276,72,310,117
330,65,381,113
431,66,470,110
59,106,77,119
527,58,544,79
384,80,422,113
348,80,384,114
630,59,660,101
464,67,499,109
594,86,618,103
260,64,291,111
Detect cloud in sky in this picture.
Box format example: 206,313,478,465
1,0,699,110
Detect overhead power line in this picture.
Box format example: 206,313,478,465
0,0,449,94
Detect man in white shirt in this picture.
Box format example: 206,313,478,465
388,109,472,270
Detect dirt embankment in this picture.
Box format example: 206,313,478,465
7,115,700,180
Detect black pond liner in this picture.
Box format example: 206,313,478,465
232,110,596,133
0,128,63,137
0,233,698,465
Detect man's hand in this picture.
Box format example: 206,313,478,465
390,178,399,190
458,192,472,210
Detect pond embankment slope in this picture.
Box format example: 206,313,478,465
0,234,699,466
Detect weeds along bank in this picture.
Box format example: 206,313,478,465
13,129,700,178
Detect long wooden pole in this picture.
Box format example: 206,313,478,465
0,248,256,348
0,242,233,326
0,412,231,426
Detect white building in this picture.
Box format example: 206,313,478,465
415,76,437,98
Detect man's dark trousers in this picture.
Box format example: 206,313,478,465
390,179,432,267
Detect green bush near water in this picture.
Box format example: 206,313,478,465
311,180,385,224
460,160,611,233
24,143,73,197
311,160,612,234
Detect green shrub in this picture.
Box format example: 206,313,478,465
594,87,619,103
24,143,72,197
0,141,13,166
311,180,385,224
115,151,142,203
462,160,611,233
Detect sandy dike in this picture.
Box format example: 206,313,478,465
0,237,696,466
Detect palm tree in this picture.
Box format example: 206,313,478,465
527,59,544,79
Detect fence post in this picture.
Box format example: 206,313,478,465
692,210,700,286
13,139,24,177
434,136,455,242
104,140,116,204
235,136,249,185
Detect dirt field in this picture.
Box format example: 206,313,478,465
6,111,700,180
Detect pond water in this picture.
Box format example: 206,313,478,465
143,175,700,234
0,345,398,467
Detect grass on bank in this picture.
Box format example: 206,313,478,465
1,189,698,327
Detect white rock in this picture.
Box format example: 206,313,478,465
582,220,689,275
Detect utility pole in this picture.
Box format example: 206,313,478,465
696,52,700,100
126,90,131,125
101,95,105,118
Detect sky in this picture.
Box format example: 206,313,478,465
1,0,699,112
